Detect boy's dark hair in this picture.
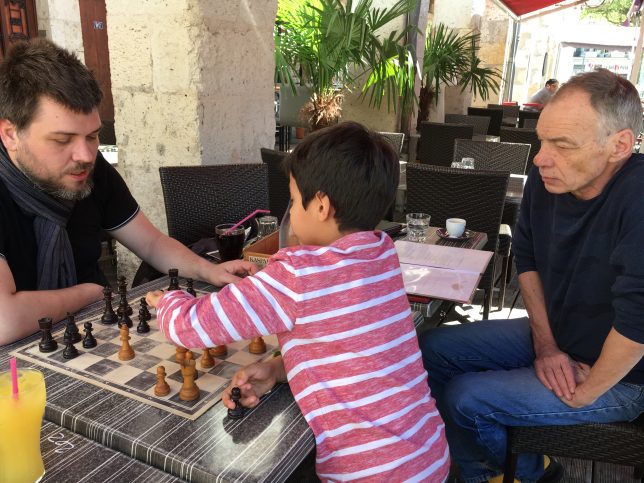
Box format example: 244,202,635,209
0,39,103,131
545,78,558,86
283,121,399,232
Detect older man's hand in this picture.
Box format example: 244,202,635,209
534,346,577,400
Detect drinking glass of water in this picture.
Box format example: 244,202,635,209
461,157,475,169
406,213,431,242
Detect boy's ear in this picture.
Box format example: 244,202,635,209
314,191,334,222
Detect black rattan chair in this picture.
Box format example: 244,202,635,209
504,414,644,483
453,139,530,175
406,164,509,319
500,127,541,175
523,118,538,129
260,148,290,223
445,114,491,136
489,103,520,127
519,109,541,128
159,164,269,246
419,122,474,167
378,131,405,157
468,107,504,136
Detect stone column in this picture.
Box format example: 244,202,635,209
106,0,277,280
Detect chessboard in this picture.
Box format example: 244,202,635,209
11,277,278,420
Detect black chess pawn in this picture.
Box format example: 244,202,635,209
101,286,118,325
227,387,244,420
186,278,197,297
38,317,58,353
168,268,180,291
117,283,133,317
63,314,82,344
82,322,97,348
62,339,79,359
136,307,150,334
139,297,151,322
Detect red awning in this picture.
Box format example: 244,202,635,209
499,0,563,16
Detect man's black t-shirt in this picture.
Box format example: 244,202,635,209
0,153,139,290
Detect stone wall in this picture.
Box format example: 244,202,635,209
106,0,277,280
35,0,84,59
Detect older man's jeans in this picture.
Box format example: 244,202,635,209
420,318,644,483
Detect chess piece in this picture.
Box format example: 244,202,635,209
227,387,244,420
179,352,200,401
210,345,227,357
117,297,133,328
62,339,79,359
117,282,133,317
186,278,197,297
38,317,57,353
168,268,180,291
176,346,188,364
118,325,135,361
201,348,214,368
63,314,82,344
139,297,151,322
248,336,267,354
101,286,118,325
154,366,171,396
82,321,97,349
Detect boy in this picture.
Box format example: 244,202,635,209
147,122,449,482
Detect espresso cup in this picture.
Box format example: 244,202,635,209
446,218,466,238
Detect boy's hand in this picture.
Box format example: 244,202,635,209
145,290,165,308
222,357,284,409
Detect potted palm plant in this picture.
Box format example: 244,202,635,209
416,22,501,131
275,0,418,131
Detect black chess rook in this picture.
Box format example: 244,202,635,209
168,268,180,291
38,317,57,353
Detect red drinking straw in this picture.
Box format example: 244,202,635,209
224,209,270,234
9,357,19,400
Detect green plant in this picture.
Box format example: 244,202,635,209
417,23,501,131
275,0,418,130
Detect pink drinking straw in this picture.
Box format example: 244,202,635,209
224,209,270,234
9,357,19,400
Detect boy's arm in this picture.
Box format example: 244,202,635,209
222,356,286,409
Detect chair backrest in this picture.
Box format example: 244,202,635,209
159,164,269,246
522,118,538,129
445,114,491,136
518,109,540,128
406,163,509,294
453,139,531,175
260,148,290,222
499,127,541,175
468,107,504,136
419,122,474,167
377,131,405,157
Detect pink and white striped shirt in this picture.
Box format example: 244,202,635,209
156,231,449,482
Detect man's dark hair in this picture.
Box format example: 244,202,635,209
0,38,103,131
283,122,399,232
546,79,558,86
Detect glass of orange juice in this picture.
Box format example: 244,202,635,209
0,368,46,482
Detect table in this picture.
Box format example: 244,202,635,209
2,277,426,483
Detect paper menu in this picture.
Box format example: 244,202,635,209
394,241,493,304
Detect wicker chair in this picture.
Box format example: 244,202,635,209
504,414,644,483
159,164,269,246
452,139,530,309
406,164,509,319
523,118,539,129
453,139,530,175
378,131,405,157
519,109,541,128
489,103,520,127
500,127,541,175
419,122,474,167
468,107,504,136
260,148,290,222
445,114,491,136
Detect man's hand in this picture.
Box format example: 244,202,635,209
534,346,577,400
205,260,259,287
559,381,597,408
222,356,285,409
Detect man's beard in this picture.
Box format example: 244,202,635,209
15,148,94,201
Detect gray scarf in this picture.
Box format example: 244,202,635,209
0,143,77,289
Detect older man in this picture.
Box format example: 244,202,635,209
421,68,644,483
0,39,256,345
